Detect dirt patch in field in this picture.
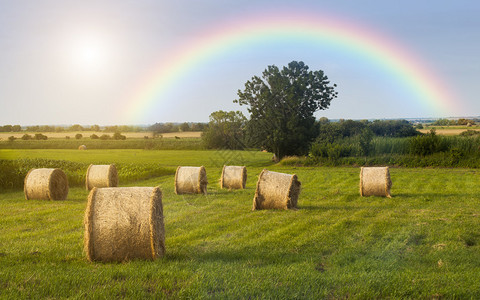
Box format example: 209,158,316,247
418,129,468,136
418,125,480,136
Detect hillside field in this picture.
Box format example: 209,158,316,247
1,149,480,298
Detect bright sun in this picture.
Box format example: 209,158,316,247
70,35,109,74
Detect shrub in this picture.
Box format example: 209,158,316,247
8,136,16,142
278,156,307,166
99,134,111,140
21,134,32,140
409,129,449,156
459,130,480,137
75,133,83,139
113,132,126,140
34,133,48,140
309,141,353,160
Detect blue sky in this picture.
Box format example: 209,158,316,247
0,0,479,125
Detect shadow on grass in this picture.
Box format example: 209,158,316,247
191,248,305,267
298,204,390,211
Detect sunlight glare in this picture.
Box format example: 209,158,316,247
70,35,109,74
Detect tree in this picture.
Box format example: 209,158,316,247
69,124,84,131
149,122,175,134
180,122,190,132
235,61,337,160
358,128,374,156
1,125,12,132
368,119,419,137
202,110,247,149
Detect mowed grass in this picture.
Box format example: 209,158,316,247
1,150,480,298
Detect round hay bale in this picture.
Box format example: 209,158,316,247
253,169,301,210
84,187,165,262
24,168,69,200
174,166,208,195
359,167,392,198
85,164,118,190
78,145,87,150
220,165,247,189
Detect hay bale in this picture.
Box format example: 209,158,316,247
85,164,118,190
84,187,165,262
220,165,247,189
78,145,87,150
174,166,208,195
24,168,69,200
252,169,301,210
359,167,392,198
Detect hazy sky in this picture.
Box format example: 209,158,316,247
0,0,479,125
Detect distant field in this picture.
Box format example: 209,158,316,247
419,129,466,135
0,131,202,140
419,126,479,135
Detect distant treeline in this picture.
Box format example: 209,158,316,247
305,119,480,167
0,124,142,132
430,118,477,126
0,122,208,133
148,122,206,133
0,125,22,132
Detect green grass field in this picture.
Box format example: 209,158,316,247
0,137,203,150
1,149,480,298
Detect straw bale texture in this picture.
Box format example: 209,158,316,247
84,187,165,262
78,145,87,150
24,168,69,200
85,164,118,190
253,169,301,210
175,166,208,195
359,167,392,198
220,165,247,189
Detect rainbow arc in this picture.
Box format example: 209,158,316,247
126,11,457,123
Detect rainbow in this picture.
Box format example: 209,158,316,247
125,11,458,123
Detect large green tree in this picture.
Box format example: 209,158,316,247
235,61,337,160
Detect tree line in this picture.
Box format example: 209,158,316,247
0,123,207,133
430,118,477,126
148,122,206,134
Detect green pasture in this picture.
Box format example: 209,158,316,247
0,149,271,168
0,138,203,150
1,149,480,298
